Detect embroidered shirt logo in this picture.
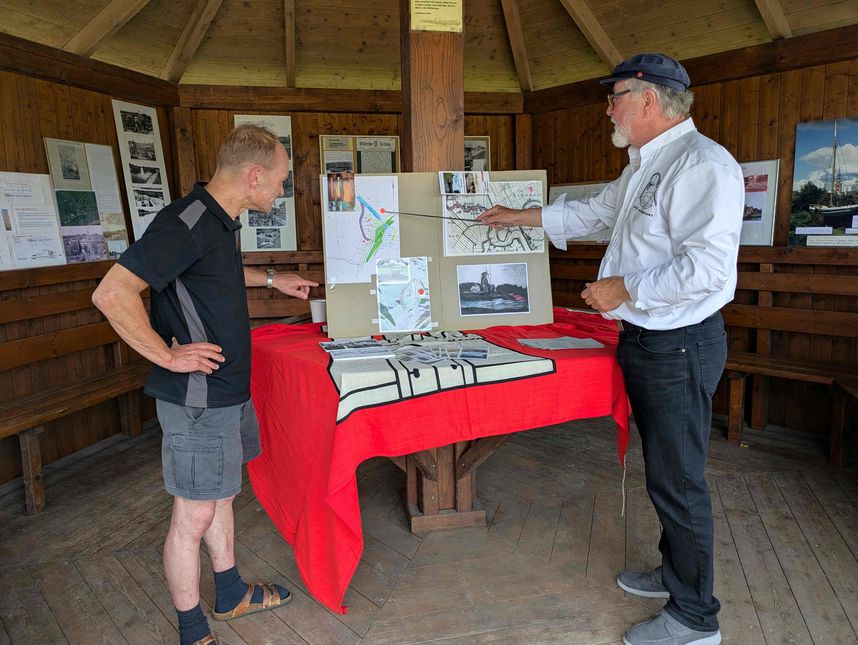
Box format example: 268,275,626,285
633,172,661,217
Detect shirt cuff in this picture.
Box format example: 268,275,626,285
540,193,568,251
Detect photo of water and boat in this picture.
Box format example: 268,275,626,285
790,117,858,246
457,263,530,316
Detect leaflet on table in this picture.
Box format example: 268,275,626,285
319,338,396,360
518,336,604,350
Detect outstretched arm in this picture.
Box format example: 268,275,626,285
243,267,319,299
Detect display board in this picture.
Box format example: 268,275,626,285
323,170,551,337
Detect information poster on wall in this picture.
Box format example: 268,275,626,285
0,172,65,269
234,114,297,252
45,138,129,261
111,100,172,241
320,135,400,175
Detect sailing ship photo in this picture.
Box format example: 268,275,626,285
790,117,858,246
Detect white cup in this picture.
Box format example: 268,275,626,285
309,298,327,323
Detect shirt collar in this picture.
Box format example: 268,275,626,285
627,117,697,163
192,182,241,230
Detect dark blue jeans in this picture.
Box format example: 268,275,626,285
617,312,726,632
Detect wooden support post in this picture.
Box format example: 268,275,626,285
750,263,773,430
514,113,533,170
170,106,198,196
19,426,45,514
727,371,747,443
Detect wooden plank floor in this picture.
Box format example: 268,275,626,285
0,417,856,644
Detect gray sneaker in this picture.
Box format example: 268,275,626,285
617,565,670,598
624,609,721,645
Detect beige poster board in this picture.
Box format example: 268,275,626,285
323,170,551,338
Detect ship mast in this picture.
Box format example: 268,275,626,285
830,120,838,207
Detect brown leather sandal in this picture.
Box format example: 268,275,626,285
211,583,291,621
192,634,217,645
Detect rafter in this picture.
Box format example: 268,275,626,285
753,0,793,40
500,0,533,92
284,0,296,87
161,0,224,83
557,0,622,68
63,0,151,57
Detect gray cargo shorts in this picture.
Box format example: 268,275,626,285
156,398,262,501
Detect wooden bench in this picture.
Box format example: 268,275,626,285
550,246,858,465
0,262,149,513
722,249,858,466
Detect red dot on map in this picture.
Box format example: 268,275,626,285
380,208,385,213
418,289,425,295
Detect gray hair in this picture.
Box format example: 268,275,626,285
626,78,694,119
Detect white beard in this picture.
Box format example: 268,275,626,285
611,121,631,148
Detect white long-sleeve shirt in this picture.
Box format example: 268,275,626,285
541,118,744,330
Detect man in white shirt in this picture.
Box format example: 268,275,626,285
478,53,743,645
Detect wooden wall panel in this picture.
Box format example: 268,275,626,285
0,70,172,485
542,54,858,437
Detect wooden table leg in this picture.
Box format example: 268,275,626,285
404,436,509,532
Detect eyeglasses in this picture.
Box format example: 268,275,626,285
607,89,632,108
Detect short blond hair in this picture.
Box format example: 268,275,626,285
216,123,282,170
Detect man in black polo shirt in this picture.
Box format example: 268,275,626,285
93,124,317,645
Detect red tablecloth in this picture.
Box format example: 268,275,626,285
248,308,630,613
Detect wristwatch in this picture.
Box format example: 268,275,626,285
266,269,276,288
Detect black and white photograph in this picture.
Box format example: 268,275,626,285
120,109,153,134
59,144,81,180
248,198,290,227
256,227,281,249
61,226,108,263
112,99,171,239
127,140,157,161
440,171,488,195
464,136,490,171
129,163,162,185
133,188,165,215
1,207,12,232
457,263,530,316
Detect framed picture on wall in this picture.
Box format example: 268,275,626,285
320,135,400,175
464,136,490,171
547,182,612,243
739,159,779,246
789,117,858,247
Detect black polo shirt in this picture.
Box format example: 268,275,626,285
118,183,251,408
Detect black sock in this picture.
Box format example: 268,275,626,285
214,565,291,612
177,603,210,645
214,565,247,613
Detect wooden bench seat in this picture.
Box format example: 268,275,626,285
1,261,151,514
721,249,858,465
0,361,150,513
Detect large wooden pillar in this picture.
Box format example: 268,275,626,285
399,2,488,531
399,0,464,173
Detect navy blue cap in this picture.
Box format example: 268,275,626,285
600,53,690,91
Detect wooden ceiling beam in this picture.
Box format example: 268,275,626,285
284,0,296,87
500,0,533,93
0,32,177,106
753,0,793,40
557,0,622,68
525,22,858,113
161,0,223,83
63,0,151,57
